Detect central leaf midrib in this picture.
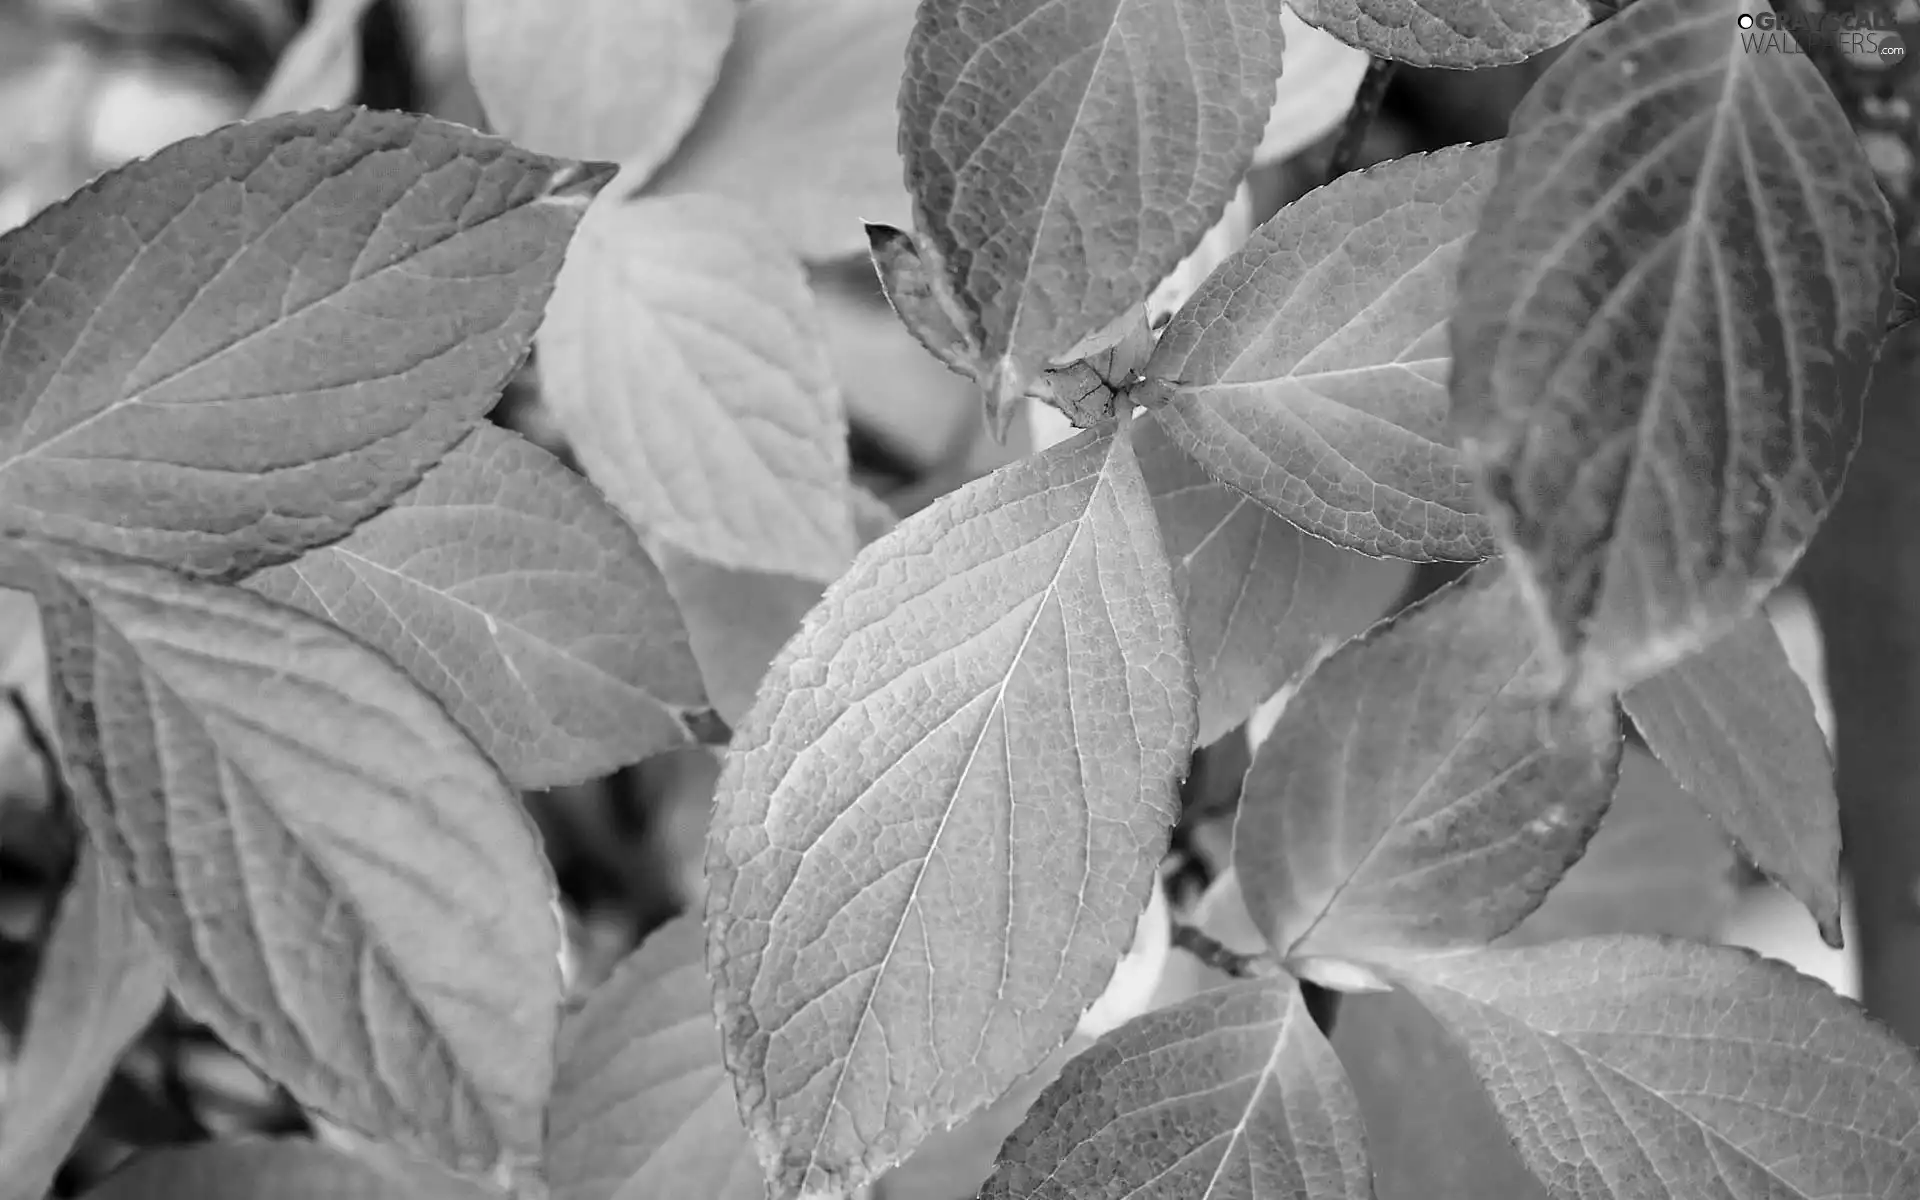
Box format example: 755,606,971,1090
799,435,1123,1179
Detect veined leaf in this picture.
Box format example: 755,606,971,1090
977,980,1371,1200
1134,415,1409,746
706,418,1197,1199
1450,0,1894,705
1289,0,1588,67
83,1141,494,1200
1401,938,1920,1199
1234,569,1622,975
899,0,1287,414
0,851,167,1200
465,0,735,179
539,194,856,584
647,0,915,259
1623,612,1841,946
549,916,760,1200
1148,144,1500,561
0,108,610,581
10,542,563,1186
247,425,708,790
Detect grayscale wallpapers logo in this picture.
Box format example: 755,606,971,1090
1736,9,1907,63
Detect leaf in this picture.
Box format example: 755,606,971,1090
538,194,856,583
249,0,376,116
246,425,707,790
1400,938,1920,1199
899,0,1288,412
11,542,564,1186
465,0,736,179
1251,10,1373,167
647,0,916,259
1288,0,1589,67
658,550,825,729
706,418,1197,1199
1502,748,1740,946
867,222,980,382
1134,415,1409,746
83,1140,496,1200
977,980,1372,1200
1233,568,1622,975
1147,144,1500,561
548,916,760,1200
1622,613,1841,946
0,851,168,1200
1449,0,1895,705
0,108,610,582
1331,989,1549,1200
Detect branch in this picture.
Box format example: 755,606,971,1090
1325,56,1399,184
1170,923,1283,980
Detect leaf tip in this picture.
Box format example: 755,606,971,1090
983,388,1025,444
537,160,620,209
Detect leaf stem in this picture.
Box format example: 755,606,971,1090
1325,57,1399,185
1169,923,1282,980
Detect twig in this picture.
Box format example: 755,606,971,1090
6,686,57,783
1170,923,1283,980
1325,57,1400,185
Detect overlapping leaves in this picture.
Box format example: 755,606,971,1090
1234,568,1622,978
1147,144,1501,561
897,0,1288,418
247,425,710,789
6,540,565,1186
1451,0,1894,704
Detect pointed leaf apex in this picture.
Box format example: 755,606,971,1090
539,160,620,208
983,386,1026,443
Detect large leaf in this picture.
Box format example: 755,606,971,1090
977,980,1371,1200
1134,415,1409,746
647,0,915,259
548,916,760,1200
539,194,855,583
1622,612,1842,945
1400,938,1920,1199
1147,144,1500,561
1288,0,1588,67
465,0,735,179
246,425,708,790
706,419,1197,1199
898,0,1287,415
1234,569,1622,976
11,542,563,1187
1450,0,1894,705
0,851,168,1200
84,1141,493,1200
0,107,610,581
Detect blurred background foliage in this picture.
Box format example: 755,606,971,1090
0,2,1851,1196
